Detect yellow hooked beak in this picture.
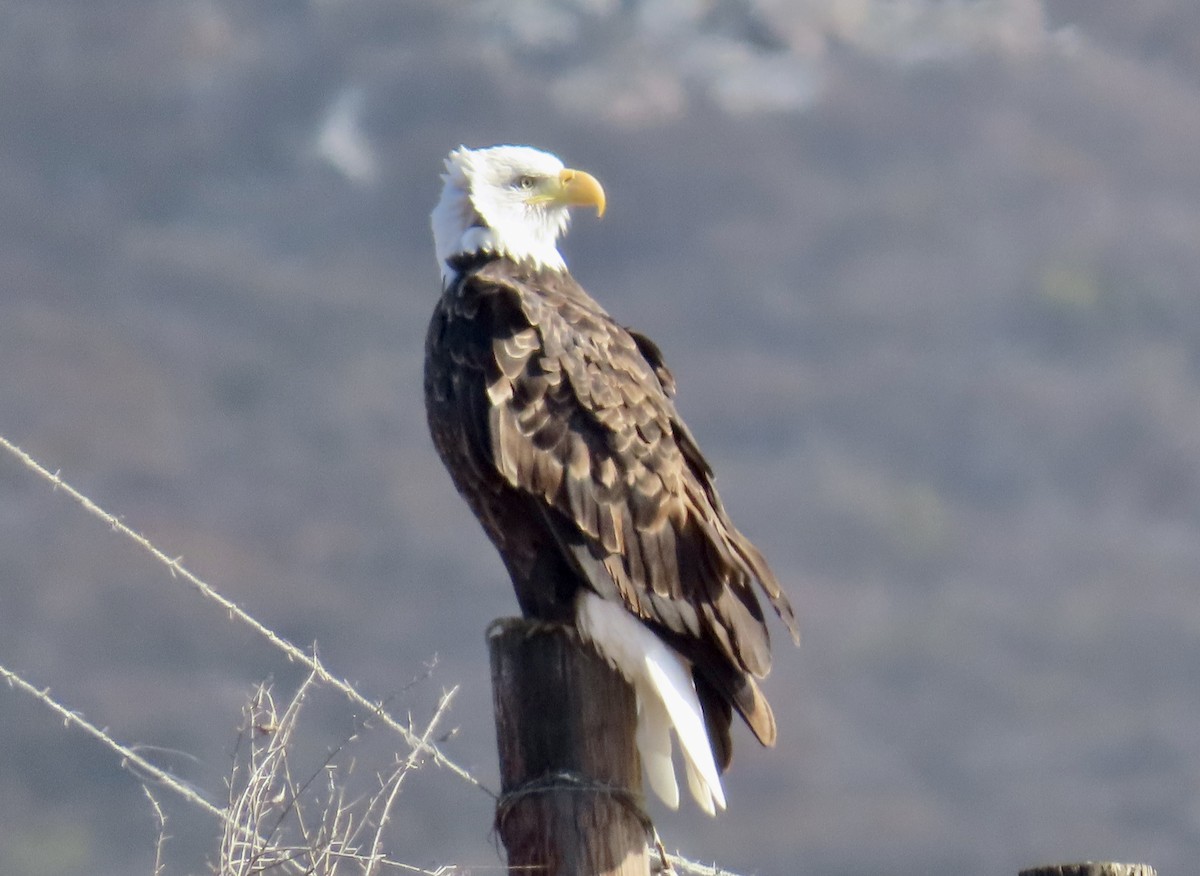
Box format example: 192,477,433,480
528,168,606,218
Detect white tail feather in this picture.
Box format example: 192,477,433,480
637,690,680,809
645,656,726,814
576,592,727,814
685,756,718,817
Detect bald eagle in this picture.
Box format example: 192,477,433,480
425,145,798,815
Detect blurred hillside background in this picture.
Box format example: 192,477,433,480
3,1,1200,874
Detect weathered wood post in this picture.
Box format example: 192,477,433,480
489,617,652,876
1020,863,1156,876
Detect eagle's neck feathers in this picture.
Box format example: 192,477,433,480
452,222,567,278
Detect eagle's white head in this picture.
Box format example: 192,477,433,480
431,145,606,282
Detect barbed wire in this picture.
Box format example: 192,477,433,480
0,433,485,792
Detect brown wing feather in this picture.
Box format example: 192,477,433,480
475,261,797,653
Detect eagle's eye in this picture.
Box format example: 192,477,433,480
514,175,538,191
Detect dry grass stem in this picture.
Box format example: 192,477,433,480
143,787,168,876
220,672,462,876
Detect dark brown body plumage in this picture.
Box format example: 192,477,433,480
424,252,798,769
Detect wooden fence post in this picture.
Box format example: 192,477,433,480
488,617,652,876
1020,863,1156,876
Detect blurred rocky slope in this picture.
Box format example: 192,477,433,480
3,2,1200,874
